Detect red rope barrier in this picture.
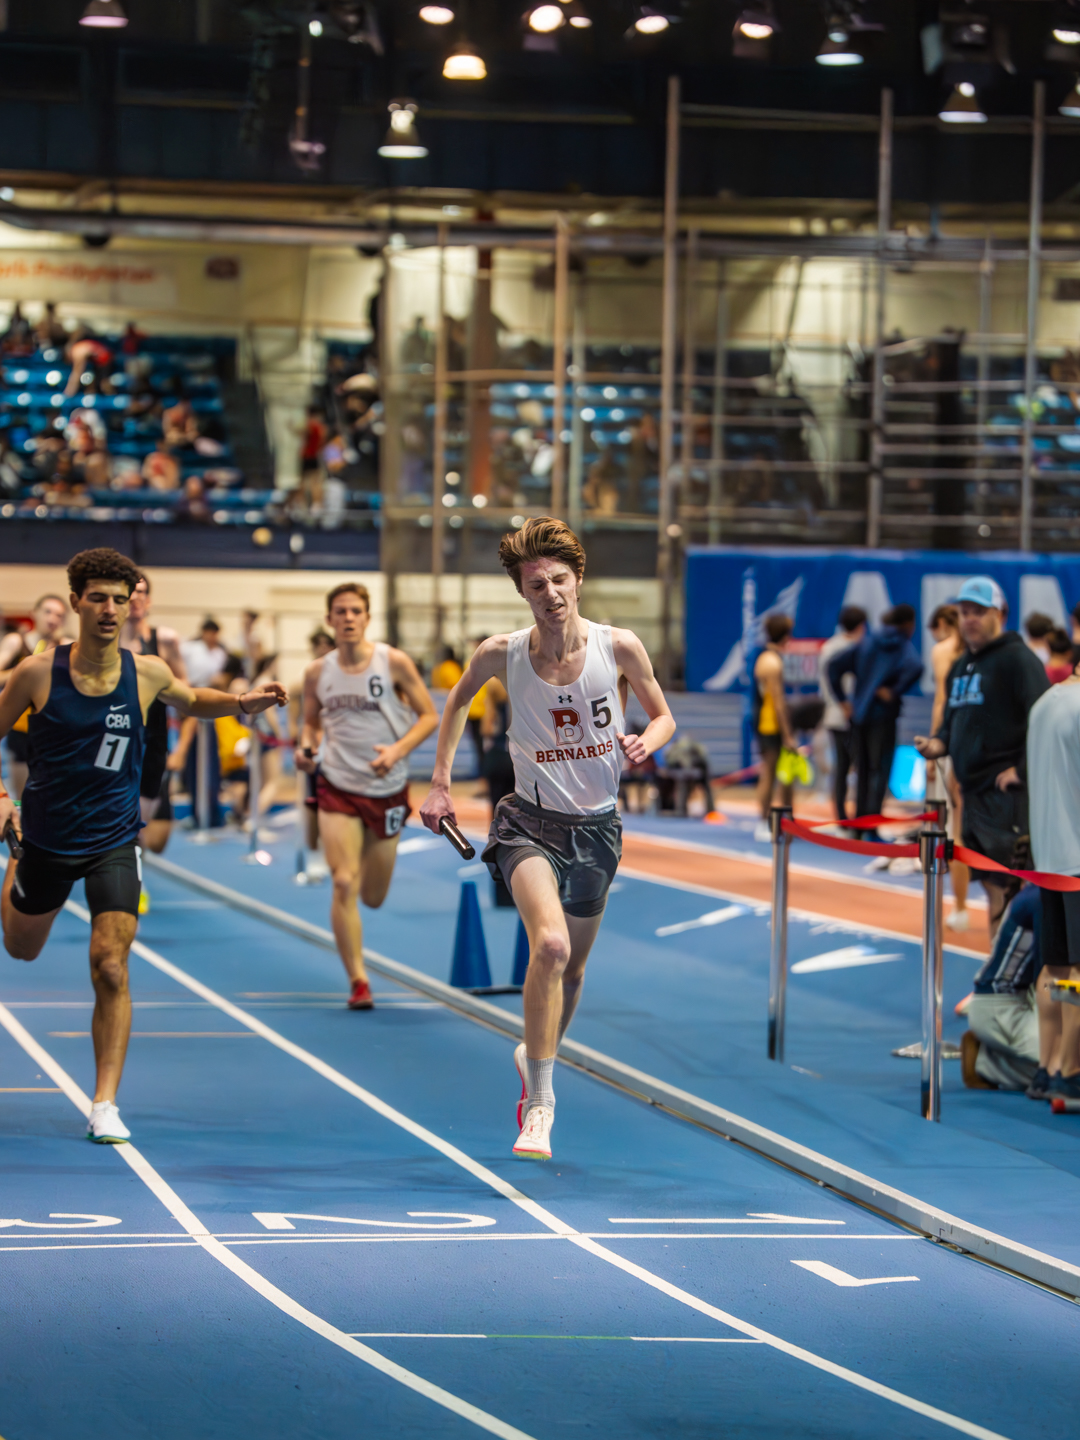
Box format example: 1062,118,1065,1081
781,818,919,858
799,812,941,832
777,814,1080,888
948,845,1080,893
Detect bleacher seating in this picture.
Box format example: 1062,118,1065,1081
0,334,284,529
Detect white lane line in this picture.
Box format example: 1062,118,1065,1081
608,1216,845,1225
0,1234,921,1255
347,1333,764,1344
0,1242,201,1253
46,907,1010,1440
0,1002,537,1440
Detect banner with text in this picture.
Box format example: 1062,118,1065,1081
685,547,1080,694
0,251,177,310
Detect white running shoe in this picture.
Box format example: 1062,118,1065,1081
513,1104,553,1161
86,1101,130,1144
887,856,920,877
946,909,971,932
864,856,891,873
514,1042,529,1130
753,821,772,844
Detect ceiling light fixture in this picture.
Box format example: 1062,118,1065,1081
443,39,487,78
732,3,776,56
309,17,323,36
1061,77,1080,115
79,0,128,26
565,2,592,28
816,33,862,65
1055,26,1080,43
527,3,564,32
939,81,987,123
378,100,428,158
735,7,774,39
419,4,454,23
634,7,670,34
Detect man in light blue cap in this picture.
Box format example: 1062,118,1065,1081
915,576,1049,939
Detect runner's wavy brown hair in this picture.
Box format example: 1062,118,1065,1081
67,547,141,598
498,517,586,593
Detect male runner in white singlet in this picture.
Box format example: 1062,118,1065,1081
296,582,437,1010
421,518,675,1160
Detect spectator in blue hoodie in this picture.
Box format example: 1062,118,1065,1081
827,603,924,833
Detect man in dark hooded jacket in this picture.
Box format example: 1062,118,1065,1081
827,603,924,830
915,577,1049,938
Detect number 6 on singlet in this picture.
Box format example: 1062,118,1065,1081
94,732,130,772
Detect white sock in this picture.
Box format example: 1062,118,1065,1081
525,1056,555,1113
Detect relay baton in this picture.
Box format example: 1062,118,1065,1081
3,819,22,861
439,816,476,860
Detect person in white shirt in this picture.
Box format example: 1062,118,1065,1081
296,583,437,1011
1026,670,1080,1103
421,518,675,1162
180,618,227,687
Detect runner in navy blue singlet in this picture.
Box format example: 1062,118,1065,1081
0,546,288,1144
21,643,146,856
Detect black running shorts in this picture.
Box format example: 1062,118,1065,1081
962,785,1031,877
482,793,621,919
10,840,141,919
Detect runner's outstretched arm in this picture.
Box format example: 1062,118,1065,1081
147,656,288,720
610,630,676,765
419,637,507,832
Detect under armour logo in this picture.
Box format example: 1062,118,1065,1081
558,693,573,703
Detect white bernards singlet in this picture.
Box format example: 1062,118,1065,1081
316,645,414,798
506,621,624,815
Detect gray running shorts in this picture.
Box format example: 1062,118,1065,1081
482,793,622,919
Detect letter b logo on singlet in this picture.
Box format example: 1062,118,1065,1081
549,706,584,746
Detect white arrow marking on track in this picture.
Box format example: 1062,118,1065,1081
792,1261,919,1287
655,905,746,937
790,946,904,974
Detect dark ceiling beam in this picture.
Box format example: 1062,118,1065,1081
0,201,1068,262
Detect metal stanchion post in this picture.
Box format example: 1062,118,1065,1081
193,719,213,844
244,727,262,863
768,805,793,1062
919,825,948,1120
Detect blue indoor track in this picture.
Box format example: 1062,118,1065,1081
1,824,1079,1440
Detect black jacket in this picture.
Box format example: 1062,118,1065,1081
936,631,1049,794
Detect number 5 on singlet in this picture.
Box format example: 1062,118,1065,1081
94,732,130,772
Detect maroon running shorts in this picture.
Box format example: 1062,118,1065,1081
315,773,410,840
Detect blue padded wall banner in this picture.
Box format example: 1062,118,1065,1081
684,547,1080,694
